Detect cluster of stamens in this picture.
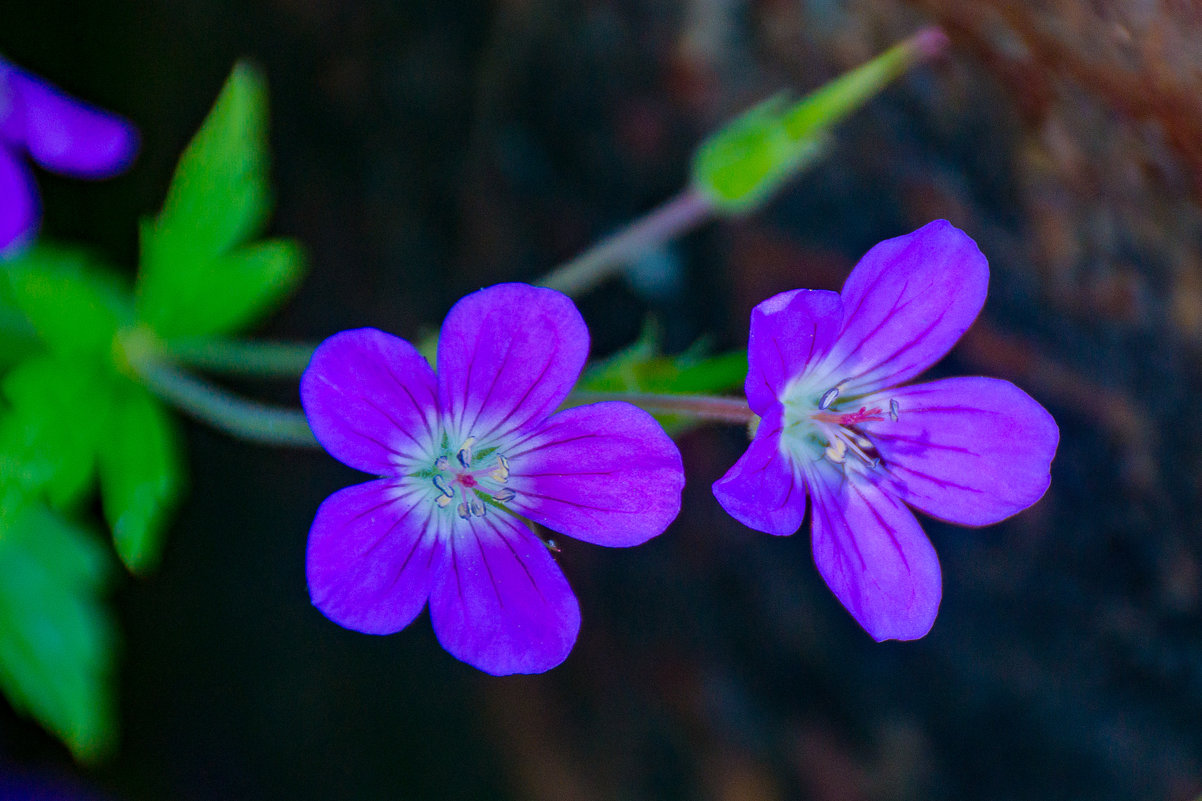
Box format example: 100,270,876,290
427,436,515,520
781,383,901,477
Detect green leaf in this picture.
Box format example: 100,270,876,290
0,500,117,762
580,319,746,396
98,384,185,573
0,356,115,509
153,61,270,259
578,319,748,432
136,61,305,338
2,243,132,357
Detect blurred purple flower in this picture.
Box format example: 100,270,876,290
714,220,1058,641
301,283,684,675
0,58,139,254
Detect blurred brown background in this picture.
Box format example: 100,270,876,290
3,1,1201,799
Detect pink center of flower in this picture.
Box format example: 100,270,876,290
427,436,515,520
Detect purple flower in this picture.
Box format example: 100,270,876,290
713,220,1058,641
301,283,685,675
0,58,139,254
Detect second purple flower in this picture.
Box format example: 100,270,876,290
302,283,685,675
713,220,1059,641
0,58,139,254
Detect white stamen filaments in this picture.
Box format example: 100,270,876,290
425,435,515,519
781,380,898,479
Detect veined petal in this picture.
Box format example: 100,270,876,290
745,289,842,415
0,146,37,255
301,328,439,476
7,67,138,177
810,467,941,641
437,283,589,444
817,220,987,396
306,480,443,635
712,405,807,536
429,511,580,675
859,377,1058,526
506,401,684,547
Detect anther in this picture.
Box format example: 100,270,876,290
818,387,840,410
490,454,510,483
431,475,454,498
436,494,453,508
493,488,515,502
545,539,561,553
824,438,848,464
456,502,471,520
468,499,486,518
434,456,450,471
456,437,476,468
889,398,900,422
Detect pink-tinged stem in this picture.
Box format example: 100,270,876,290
567,391,755,424
536,188,714,297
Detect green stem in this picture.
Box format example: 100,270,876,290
163,338,316,378
536,188,714,297
128,356,318,447
567,391,754,424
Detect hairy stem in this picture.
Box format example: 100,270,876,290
536,189,713,297
567,391,754,424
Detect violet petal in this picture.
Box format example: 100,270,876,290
817,220,987,396
711,405,807,536
506,401,684,547
301,328,439,476
7,67,138,177
744,288,842,415
306,480,443,635
0,145,37,255
436,283,589,444
809,468,942,641
860,376,1059,526
429,511,580,675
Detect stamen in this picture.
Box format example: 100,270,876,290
818,387,840,410
436,494,453,508
490,454,510,483
456,437,476,468
824,438,847,464
889,398,900,421
468,499,486,517
434,456,450,471
456,502,471,520
493,488,515,502
432,475,454,498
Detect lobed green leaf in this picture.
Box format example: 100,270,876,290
98,384,186,573
0,500,117,762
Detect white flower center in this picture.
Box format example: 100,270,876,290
419,434,515,519
779,376,899,478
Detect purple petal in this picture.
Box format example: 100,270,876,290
0,145,38,255
505,401,684,547
437,283,589,444
712,405,807,536
301,328,440,476
429,512,580,675
306,480,444,635
816,220,987,396
744,288,842,415
6,67,138,177
810,470,942,641
859,376,1059,526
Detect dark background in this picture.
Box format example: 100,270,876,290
3,1,1201,799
